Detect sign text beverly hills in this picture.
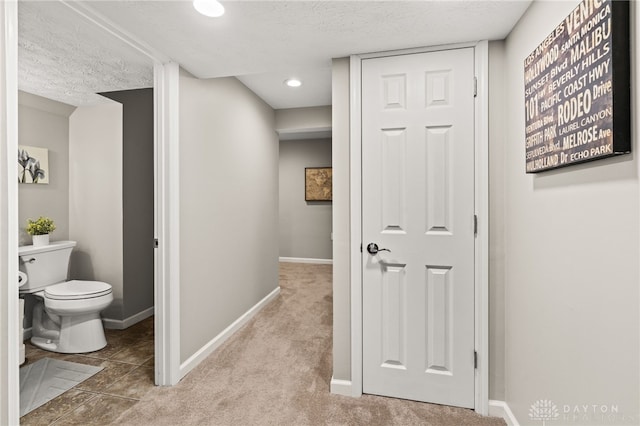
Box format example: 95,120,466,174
524,0,630,173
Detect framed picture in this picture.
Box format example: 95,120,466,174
523,0,630,173
305,167,332,201
18,145,49,184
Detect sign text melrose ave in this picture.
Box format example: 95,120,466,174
524,0,630,173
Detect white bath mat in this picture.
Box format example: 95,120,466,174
20,357,103,417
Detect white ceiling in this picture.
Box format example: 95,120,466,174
18,0,532,109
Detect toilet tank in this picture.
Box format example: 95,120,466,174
19,241,77,293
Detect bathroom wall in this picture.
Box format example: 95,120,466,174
179,71,279,364
18,91,75,331
68,103,124,321
20,90,153,330
100,89,154,321
18,91,75,246
279,138,332,260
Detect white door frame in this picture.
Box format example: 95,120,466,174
153,61,182,386
349,41,489,415
1,1,20,423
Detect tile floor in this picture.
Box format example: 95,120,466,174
20,316,155,426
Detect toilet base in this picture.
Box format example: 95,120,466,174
31,335,106,354
31,300,109,354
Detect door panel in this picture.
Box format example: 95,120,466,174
425,265,453,374
381,129,407,233
362,48,475,408
425,126,453,234
381,263,407,369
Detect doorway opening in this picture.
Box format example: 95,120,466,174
8,2,179,424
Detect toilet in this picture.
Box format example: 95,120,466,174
19,240,113,354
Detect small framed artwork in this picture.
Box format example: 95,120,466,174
18,145,49,184
305,167,332,201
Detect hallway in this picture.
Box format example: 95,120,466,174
112,263,504,425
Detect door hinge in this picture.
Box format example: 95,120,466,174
474,351,478,369
360,243,363,253
154,238,159,248
473,77,478,97
474,214,478,236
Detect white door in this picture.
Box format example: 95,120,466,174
362,48,476,408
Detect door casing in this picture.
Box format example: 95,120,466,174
2,2,20,423
349,41,489,415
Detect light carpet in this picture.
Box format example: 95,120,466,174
20,357,103,416
115,263,505,425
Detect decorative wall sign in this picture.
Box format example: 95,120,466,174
524,0,630,173
305,167,332,201
18,145,49,184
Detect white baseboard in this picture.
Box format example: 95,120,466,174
330,377,353,397
179,287,281,379
489,400,519,426
22,306,154,339
103,306,154,330
279,257,333,265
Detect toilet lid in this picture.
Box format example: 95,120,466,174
45,280,112,300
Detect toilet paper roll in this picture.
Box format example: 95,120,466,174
18,271,27,286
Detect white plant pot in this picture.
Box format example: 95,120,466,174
32,234,50,247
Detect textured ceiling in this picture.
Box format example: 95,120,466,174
18,1,154,106
18,0,532,108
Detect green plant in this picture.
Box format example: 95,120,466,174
26,216,56,236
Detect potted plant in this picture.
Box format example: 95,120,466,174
26,216,56,246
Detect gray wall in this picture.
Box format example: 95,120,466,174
488,40,506,401
101,89,154,319
275,106,331,131
276,106,332,140
69,103,124,320
331,57,351,383
179,72,279,363
18,91,74,246
279,138,332,260
18,91,75,329
20,90,153,325
502,1,639,423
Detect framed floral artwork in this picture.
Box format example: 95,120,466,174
18,145,49,184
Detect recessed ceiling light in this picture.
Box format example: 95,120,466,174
284,79,302,88
193,0,225,17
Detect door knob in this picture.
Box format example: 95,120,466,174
367,243,390,255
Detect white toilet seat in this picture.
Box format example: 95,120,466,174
45,280,112,300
